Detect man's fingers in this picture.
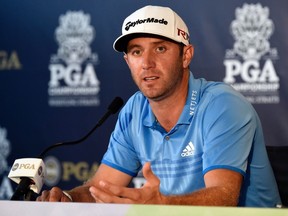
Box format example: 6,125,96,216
36,190,49,201
89,184,136,203
49,187,63,201
102,181,142,200
36,187,71,202
142,162,160,186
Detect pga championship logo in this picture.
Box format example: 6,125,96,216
223,3,280,104
48,11,100,107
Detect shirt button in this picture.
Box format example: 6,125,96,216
165,136,170,140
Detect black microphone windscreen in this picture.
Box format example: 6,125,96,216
108,97,124,114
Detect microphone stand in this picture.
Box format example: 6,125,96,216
10,178,35,201
10,97,124,201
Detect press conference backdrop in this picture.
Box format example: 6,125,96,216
0,0,287,200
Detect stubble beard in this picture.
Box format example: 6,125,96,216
135,68,185,102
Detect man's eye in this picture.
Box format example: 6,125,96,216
156,46,166,52
131,50,141,55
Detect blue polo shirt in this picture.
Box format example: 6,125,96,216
102,72,281,207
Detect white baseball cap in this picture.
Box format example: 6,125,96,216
113,5,190,52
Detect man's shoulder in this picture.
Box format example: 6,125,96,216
126,91,147,106
194,79,254,114
190,75,233,96
121,91,149,115
199,80,244,101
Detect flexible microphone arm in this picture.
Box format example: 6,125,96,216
10,97,124,201
38,96,124,158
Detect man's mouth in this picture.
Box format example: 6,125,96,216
144,76,158,81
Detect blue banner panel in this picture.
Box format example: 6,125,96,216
0,0,287,200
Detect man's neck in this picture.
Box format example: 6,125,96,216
149,72,189,132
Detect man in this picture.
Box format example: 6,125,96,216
37,5,281,207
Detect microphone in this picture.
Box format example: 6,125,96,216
8,158,45,199
8,97,124,201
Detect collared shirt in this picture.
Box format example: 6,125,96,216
102,71,281,207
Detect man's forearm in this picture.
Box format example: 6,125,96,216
164,186,239,206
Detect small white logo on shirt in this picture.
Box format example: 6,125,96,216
181,141,195,157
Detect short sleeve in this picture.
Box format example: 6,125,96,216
202,87,256,176
101,98,142,177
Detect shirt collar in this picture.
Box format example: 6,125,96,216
143,71,200,127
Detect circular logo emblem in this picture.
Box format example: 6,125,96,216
44,156,61,186
12,163,19,171
38,166,43,176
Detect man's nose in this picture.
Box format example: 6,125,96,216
141,50,156,70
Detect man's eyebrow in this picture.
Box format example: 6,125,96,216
127,44,141,50
127,39,168,51
126,44,142,53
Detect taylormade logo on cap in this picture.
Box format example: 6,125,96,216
125,18,168,31
113,5,190,52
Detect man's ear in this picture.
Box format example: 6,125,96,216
123,53,128,62
183,45,194,69
123,54,130,68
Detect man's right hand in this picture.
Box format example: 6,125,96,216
36,187,72,202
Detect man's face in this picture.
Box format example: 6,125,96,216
124,37,189,101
